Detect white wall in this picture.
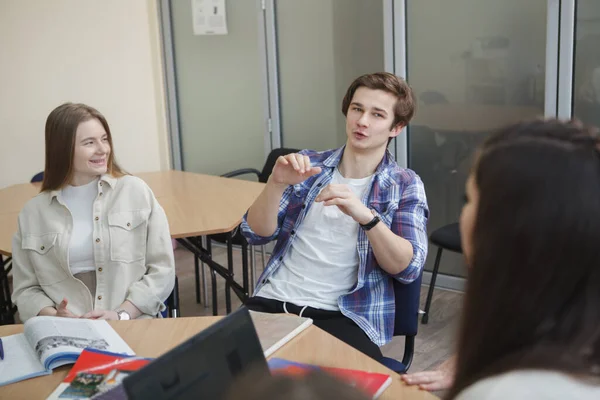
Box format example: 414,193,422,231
0,0,170,189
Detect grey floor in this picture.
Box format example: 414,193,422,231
175,244,462,376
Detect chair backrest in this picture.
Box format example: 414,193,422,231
379,273,423,372
31,171,44,183
258,148,300,183
392,273,423,337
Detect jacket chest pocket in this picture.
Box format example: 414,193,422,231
22,233,68,285
108,210,150,263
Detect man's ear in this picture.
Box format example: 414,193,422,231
389,123,404,138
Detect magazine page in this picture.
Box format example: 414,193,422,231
0,333,50,387
23,317,134,370
46,349,152,400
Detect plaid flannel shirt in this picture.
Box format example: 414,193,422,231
241,146,429,346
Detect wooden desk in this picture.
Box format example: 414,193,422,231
413,104,544,133
0,170,265,318
0,317,438,400
0,183,40,217
142,170,264,238
0,170,264,254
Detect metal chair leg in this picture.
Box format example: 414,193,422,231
250,245,256,294
170,276,180,318
401,335,415,372
241,241,249,298
202,236,209,308
422,246,443,324
260,245,266,270
225,234,233,314
194,255,201,304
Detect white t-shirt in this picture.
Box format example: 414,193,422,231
257,168,373,310
61,178,98,275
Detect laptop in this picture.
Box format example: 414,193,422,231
96,306,269,400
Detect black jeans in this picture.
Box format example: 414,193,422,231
245,296,383,361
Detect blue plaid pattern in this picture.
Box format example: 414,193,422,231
241,146,429,346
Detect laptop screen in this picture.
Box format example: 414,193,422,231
121,307,269,400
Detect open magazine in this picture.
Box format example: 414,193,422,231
46,349,152,400
0,316,134,387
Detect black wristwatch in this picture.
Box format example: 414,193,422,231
359,209,381,231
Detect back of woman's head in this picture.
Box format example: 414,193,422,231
449,119,600,398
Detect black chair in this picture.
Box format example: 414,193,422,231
31,171,44,183
195,148,300,306
1,171,45,325
379,273,423,373
422,222,462,324
0,257,16,325
164,276,180,318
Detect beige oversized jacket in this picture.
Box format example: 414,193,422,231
11,174,175,321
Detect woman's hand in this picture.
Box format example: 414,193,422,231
55,298,80,318
81,309,119,320
401,356,456,391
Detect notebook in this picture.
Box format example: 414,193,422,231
0,316,134,387
248,310,313,357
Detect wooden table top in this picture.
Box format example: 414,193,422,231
0,170,265,256
0,317,438,400
413,104,544,133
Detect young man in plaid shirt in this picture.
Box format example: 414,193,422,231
241,72,429,360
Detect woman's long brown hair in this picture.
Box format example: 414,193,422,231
448,119,600,398
42,103,124,191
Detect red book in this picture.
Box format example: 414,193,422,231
268,358,392,399
46,349,152,400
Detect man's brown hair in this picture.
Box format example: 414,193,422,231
341,72,416,131
41,103,124,191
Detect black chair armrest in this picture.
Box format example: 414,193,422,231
167,276,180,318
220,168,261,179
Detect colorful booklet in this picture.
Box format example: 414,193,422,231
46,348,152,400
268,358,392,399
0,316,134,387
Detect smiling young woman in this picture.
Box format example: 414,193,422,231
11,103,175,323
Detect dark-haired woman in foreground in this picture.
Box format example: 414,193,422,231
407,119,600,398
451,119,600,398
